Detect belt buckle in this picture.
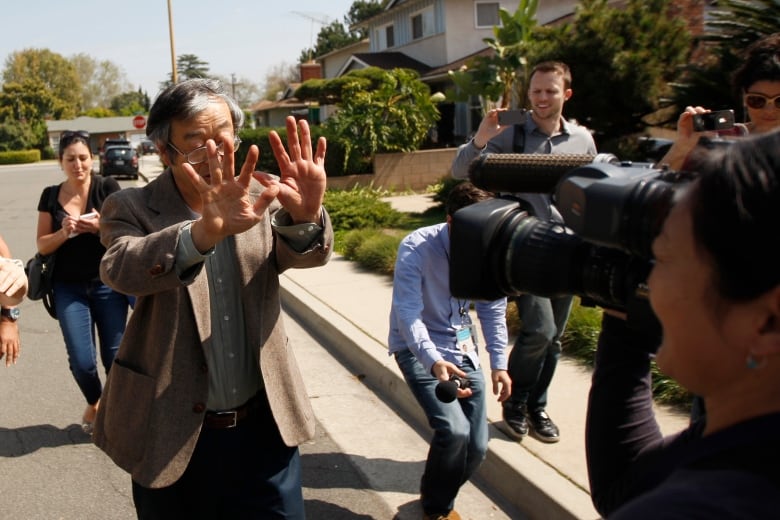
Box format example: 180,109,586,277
212,410,238,428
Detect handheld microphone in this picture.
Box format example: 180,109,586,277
435,374,471,403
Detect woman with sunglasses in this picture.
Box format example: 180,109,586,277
35,130,129,434
660,32,780,170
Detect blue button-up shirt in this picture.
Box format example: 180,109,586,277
388,223,508,374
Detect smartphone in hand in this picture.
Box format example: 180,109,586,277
497,110,528,126
692,109,735,132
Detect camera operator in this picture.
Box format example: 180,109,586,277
388,182,511,520
451,61,596,443
660,32,780,170
586,129,780,518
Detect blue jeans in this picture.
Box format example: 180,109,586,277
395,349,487,516
53,280,128,405
506,294,573,412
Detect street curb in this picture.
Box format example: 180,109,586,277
280,274,596,520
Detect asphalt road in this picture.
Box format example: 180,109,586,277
0,161,516,519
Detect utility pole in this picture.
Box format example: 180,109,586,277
168,0,178,84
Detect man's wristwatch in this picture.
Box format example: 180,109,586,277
1,307,20,321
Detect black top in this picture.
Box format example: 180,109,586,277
38,175,121,282
586,314,780,518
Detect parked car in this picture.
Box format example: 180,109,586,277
138,139,158,155
101,146,139,179
102,138,131,153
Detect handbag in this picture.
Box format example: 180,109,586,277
25,253,56,319
26,185,60,319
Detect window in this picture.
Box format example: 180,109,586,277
411,6,434,40
376,23,395,49
412,14,423,39
475,2,500,28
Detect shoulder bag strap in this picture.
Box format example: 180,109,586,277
47,184,60,215
512,123,525,153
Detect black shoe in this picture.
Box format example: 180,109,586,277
528,409,560,443
502,403,529,439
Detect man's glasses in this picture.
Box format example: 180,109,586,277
744,93,780,110
168,136,242,165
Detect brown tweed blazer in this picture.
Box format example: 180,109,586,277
92,170,332,488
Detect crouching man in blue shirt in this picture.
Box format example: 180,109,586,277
388,181,511,520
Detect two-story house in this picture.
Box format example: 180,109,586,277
255,0,706,145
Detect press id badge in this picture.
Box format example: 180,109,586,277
456,324,476,353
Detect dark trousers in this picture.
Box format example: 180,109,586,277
506,294,572,411
132,393,304,520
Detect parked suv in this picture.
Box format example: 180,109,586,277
101,146,139,179
138,139,158,155
102,138,131,153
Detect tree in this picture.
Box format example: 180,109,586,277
297,67,440,169
110,89,149,115
261,62,300,101
213,74,262,108
670,0,780,122
300,21,355,63
2,48,80,118
160,54,211,88
528,0,690,145
0,120,38,152
448,0,539,112
70,53,132,111
0,80,57,150
299,0,385,62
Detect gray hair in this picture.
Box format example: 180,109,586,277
147,78,244,164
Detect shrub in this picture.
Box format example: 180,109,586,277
352,232,403,275
341,228,378,258
324,186,404,231
0,149,40,164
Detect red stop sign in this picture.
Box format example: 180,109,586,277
132,115,146,129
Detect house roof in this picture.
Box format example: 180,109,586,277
339,52,432,77
46,116,145,134
421,47,495,82
249,96,308,113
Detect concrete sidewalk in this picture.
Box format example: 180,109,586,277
280,193,689,520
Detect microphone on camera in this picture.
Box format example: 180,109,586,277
468,153,617,193
435,374,472,403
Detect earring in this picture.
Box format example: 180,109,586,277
746,353,767,370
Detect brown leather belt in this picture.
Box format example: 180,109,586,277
203,395,262,429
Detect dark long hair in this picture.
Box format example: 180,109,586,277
688,129,780,300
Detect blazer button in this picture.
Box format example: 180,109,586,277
149,264,164,276
192,402,206,413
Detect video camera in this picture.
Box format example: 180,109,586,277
450,153,694,333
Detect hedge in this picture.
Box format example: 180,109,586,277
236,125,371,178
0,149,41,165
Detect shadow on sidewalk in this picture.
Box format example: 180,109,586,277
0,423,91,457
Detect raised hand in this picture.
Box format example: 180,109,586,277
256,116,326,224
184,136,280,252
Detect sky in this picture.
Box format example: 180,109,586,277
0,0,357,101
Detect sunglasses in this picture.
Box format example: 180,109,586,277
61,130,90,140
744,93,780,110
